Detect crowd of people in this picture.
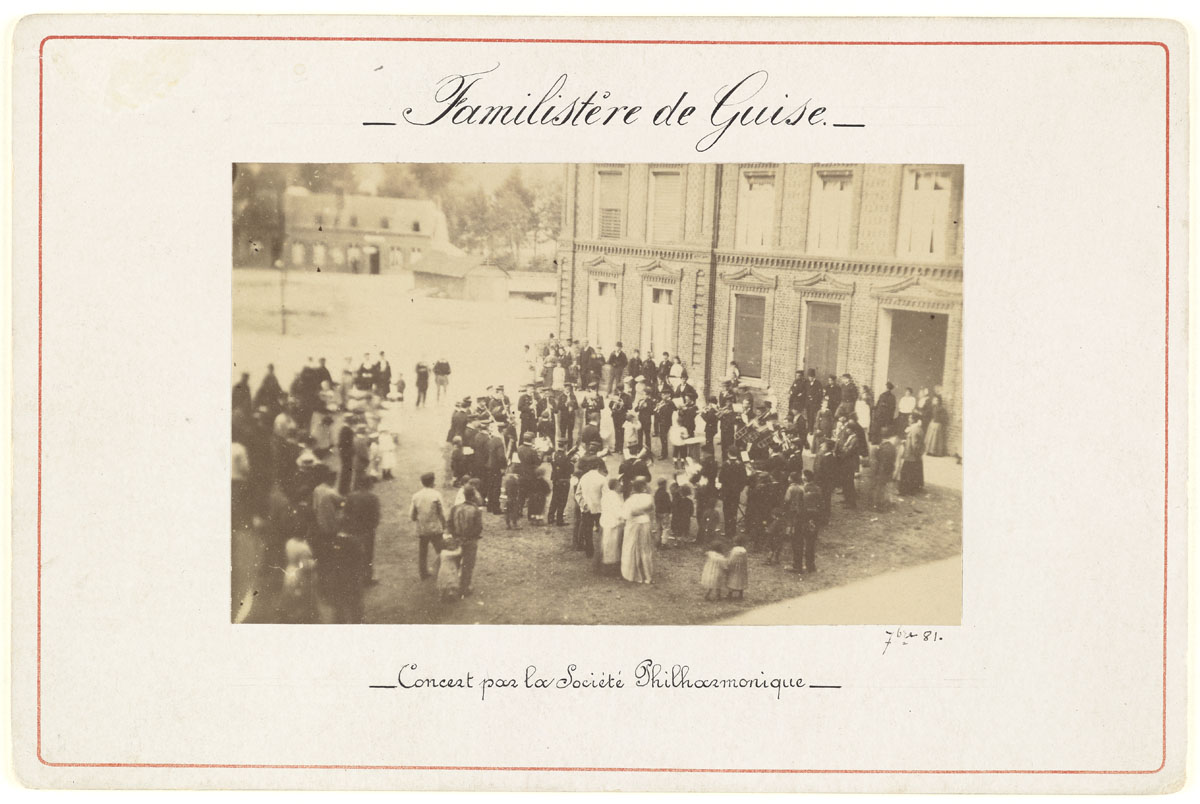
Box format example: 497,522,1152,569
421,334,952,603
229,350,454,623
230,334,953,622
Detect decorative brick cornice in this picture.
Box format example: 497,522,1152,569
582,254,625,278
559,239,964,282
565,239,712,264
716,251,962,282
871,275,962,311
719,267,777,290
635,258,684,285
793,271,856,296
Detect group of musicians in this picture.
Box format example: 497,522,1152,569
445,368,818,484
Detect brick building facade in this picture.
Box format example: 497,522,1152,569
280,190,456,275
556,163,964,454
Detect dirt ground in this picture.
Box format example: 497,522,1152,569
233,400,962,626
232,269,963,625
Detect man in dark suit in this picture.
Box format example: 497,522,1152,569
515,432,540,517
343,474,381,584
608,342,628,394
788,369,807,423
835,412,869,508
837,373,860,420
718,456,748,540
655,395,674,460
804,369,823,437
447,399,470,443
484,427,508,514
627,350,643,387
658,352,673,393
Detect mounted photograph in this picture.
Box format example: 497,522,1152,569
230,162,964,625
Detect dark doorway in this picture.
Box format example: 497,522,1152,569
369,251,381,275
804,302,840,377
887,309,948,394
732,294,766,378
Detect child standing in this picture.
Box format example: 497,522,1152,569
725,538,748,599
765,511,790,566
700,542,729,601
672,485,694,544
436,536,463,602
653,478,672,547
527,466,551,525
378,429,397,480
697,499,722,544
503,469,522,530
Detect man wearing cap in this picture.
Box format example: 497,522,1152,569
657,352,672,389
654,394,675,461
627,349,643,389
447,399,470,444
560,386,578,448
642,357,658,393
607,342,628,394
483,425,508,514
635,392,654,452
609,389,629,454
804,369,823,439
788,369,807,423
515,431,540,519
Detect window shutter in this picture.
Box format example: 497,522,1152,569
597,171,624,238
651,172,681,242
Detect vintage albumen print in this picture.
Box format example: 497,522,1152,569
13,15,1186,792
232,162,963,625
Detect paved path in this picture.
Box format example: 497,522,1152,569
717,554,962,625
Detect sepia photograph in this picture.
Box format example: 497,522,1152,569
231,161,964,625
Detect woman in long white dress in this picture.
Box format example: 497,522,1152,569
621,479,656,584
599,400,616,453
599,478,625,576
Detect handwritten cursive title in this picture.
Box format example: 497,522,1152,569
365,65,865,153
370,660,841,701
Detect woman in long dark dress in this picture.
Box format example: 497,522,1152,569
924,396,948,457
898,414,926,495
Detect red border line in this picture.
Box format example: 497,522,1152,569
34,35,1172,775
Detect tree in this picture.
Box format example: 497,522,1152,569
491,168,537,258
